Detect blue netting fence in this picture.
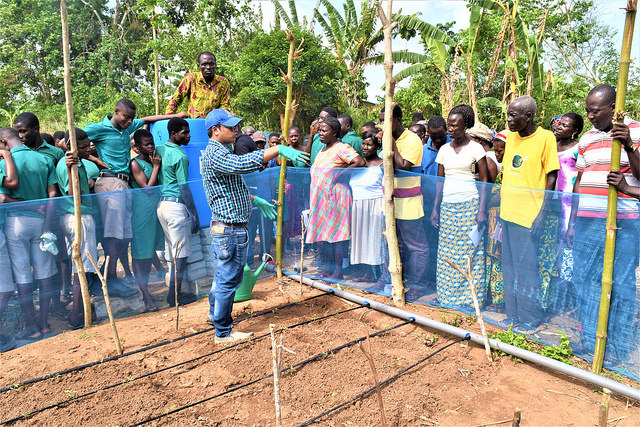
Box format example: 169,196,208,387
0,166,638,381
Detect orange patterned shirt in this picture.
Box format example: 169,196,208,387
165,72,230,118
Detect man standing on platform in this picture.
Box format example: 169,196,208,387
201,109,309,344
166,52,231,118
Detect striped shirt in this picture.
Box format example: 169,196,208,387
201,139,264,224
576,118,640,219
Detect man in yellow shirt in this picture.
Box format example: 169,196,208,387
500,96,559,330
379,105,428,291
165,52,231,118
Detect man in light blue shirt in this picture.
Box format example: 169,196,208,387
420,116,451,176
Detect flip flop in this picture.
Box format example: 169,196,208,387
144,305,159,313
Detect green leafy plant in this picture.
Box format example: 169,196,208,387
540,332,573,364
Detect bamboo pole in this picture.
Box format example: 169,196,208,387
60,0,91,327
299,213,306,295
275,30,298,278
152,20,160,116
598,388,612,427
87,254,122,355
593,0,637,374
377,1,404,306
173,240,184,331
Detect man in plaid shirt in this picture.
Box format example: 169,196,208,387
201,109,309,344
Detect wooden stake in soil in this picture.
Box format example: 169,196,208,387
593,0,638,374
444,257,492,362
512,407,521,427
299,212,307,295
173,240,185,331
152,20,160,115
60,0,91,327
270,324,283,427
87,254,123,355
358,328,388,427
377,0,405,307
598,388,612,427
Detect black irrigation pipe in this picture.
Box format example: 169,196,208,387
0,291,331,394
129,319,415,426
1,302,366,425
295,334,471,427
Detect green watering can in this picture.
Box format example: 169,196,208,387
234,254,275,302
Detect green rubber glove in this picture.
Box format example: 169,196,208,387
278,145,310,166
253,196,277,220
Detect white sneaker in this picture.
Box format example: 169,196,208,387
214,330,254,344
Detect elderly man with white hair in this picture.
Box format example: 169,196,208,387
499,95,560,331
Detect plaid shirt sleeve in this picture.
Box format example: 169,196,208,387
203,143,264,175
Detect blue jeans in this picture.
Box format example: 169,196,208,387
208,227,249,337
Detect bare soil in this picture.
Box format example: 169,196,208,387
1,276,639,426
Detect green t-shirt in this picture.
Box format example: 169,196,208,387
0,167,7,226
35,141,65,165
0,146,56,217
84,116,143,175
56,157,95,216
309,133,322,165
156,142,189,198
82,159,100,180
341,131,363,157
129,157,163,259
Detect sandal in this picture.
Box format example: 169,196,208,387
144,305,159,313
17,327,42,340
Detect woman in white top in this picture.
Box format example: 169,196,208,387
349,131,383,281
430,104,489,307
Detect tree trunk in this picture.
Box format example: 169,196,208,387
377,1,404,306
593,0,637,374
61,0,91,327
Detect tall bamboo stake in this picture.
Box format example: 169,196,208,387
275,30,300,278
377,2,404,306
60,0,91,327
152,20,160,116
269,324,283,427
593,0,637,374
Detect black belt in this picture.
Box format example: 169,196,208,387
98,171,129,182
211,221,248,231
160,196,184,204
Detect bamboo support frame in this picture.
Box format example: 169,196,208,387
152,20,160,116
275,31,298,278
60,0,91,327
593,0,637,374
269,324,283,427
377,1,404,306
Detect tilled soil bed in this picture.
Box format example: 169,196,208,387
1,276,639,426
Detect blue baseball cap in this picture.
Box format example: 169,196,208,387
205,109,243,129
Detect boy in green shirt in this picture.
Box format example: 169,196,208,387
56,128,100,327
156,117,199,307
0,128,19,351
0,127,59,339
84,98,185,298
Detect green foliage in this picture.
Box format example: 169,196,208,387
540,331,573,364
230,28,341,131
489,325,531,362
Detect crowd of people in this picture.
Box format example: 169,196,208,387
0,49,637,359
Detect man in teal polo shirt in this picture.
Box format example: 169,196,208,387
0,127,58,339
156,117,199,307
338,113,363,156
84,98,184,297
13,112,65,166
56,128,99,327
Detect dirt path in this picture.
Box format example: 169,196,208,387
1,276,639,426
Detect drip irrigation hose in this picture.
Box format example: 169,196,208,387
295,335,470,426
0,291,330,394
129,319,415,426
1,303,366,425
289,273,640,402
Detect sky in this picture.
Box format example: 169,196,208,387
252,0,640,103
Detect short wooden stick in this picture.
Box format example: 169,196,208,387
270,324,282,427
598,388,612,427
173,240,185,331
358,328,388,427
299,213,306,295
512,408,521,427
87,254,122,355
445,257,492,362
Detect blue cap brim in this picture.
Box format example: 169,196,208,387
220,117,243,127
